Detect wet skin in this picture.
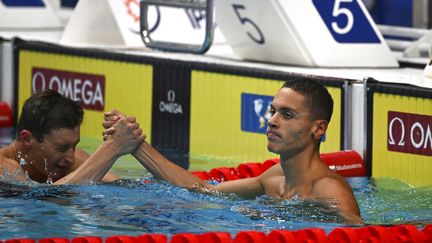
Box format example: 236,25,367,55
21,127,81,183
266,88,315,159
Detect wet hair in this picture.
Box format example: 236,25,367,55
16,90,84,141
282,78,334,123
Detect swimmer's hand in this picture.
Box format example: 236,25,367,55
102,109,125,141
102,109,138,140
103,109,125,126
104,117,145,155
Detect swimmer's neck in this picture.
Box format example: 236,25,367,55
277,149,329,197
280,149,321,176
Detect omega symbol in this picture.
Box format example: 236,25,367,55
388,117,405,146
167,90,176,102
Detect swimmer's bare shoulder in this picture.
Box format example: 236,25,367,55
311,173,364,224
0,148,28,181
257,163,285,196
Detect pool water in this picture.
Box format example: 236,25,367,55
0,170,431,240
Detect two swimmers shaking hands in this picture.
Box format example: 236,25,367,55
0,79,363,224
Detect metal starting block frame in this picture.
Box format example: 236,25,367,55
140,0,215,54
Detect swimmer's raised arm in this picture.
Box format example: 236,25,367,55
103,110,265,197
103,110,214,189
102,110,211,189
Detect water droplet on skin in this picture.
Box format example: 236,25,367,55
44,158,48,172
19,158,26,166
17,151,23,160
24,171,30,180
43,158,53,184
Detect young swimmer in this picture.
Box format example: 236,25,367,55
104,79,363,224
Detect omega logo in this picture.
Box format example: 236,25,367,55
159,89,183,114
31,67,105,111
388,117,405,146
387,111,432,156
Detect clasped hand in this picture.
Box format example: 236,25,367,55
102,109,145,155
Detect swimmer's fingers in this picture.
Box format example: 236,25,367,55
102,120,117,129
123,117,140,130
131,121,140,130
105,109,125,117
134,128,144,137
125,116,136,123
136,129,146,143
103,127,116,141
103,112,136,130
132,124,147,144
104,109,126,122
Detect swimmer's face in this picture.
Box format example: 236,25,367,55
266,88,316,156
31,126,80,183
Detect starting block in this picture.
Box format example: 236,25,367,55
216,0,398,67
140,0,215,53
0,0,62,29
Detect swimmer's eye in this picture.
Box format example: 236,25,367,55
57,146,69,153
283,112,295,119
269,108,276,116
57,145,71,153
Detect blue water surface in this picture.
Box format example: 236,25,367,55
0,172,431,240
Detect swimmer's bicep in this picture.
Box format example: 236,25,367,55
214,177,264,199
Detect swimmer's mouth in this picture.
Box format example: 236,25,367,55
266,130,281,140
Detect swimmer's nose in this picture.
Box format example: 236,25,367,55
267,114,278,129
64,148,76,165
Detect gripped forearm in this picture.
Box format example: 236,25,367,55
54,141,120,185
132,142,209,189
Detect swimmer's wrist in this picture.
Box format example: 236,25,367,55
99,139,123,159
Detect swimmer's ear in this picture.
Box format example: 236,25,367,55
18,130,33,145
312,120,328,140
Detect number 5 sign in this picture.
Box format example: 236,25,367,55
312,0,380,43
216,0,398,67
